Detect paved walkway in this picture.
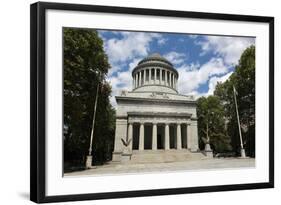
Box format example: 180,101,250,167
65,158,255,177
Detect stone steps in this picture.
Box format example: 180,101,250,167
128,149,206,164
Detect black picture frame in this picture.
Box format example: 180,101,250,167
30,1,274,203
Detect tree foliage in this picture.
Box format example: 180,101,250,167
197,45,255,157
215,45,255,157
63,28,116,170
197,96,232,153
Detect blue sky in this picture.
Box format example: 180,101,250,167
98,30,255,107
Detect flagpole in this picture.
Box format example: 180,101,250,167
233,86,246,158
86,70,100,169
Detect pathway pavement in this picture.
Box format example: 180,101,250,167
64,158,255,177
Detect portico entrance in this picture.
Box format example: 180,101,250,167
129,113,194,151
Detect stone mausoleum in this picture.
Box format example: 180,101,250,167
112,53,203,163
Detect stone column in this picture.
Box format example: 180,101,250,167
138,73,140,87
160,69,162,85
135,75,137,88
173,75,176,89
153,68,156,84
139,123,144,151
152,123,157,150
145,69,150,84
165,123,170,150
133,76,135,89
138,72,141,87
169,72,172,87
127,123,133,151
165,70,167,86
177,123,182,149
143,69,146,85
149,68,151,84
136,72,139,87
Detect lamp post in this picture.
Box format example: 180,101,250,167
86,70,101,169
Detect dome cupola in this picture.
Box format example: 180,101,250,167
132,53,179,94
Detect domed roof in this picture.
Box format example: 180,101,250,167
132,53,178,76
138,53,173,66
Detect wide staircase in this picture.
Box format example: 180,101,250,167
128,149,206,164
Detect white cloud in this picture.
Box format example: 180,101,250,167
157,38,167,45
163,51,186,65
103,32,161,73
100,31,163,76
106,58,142,107
206,71,233,96
196,36,255,65
177,57,228,95
128,58,142,72
184,62,201,71
107,70,132,107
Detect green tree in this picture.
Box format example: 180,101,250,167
197,96,232,153
214,45,255,157
63,28,116,171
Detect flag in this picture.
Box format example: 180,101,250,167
233,86,238,96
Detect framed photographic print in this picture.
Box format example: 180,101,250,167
30,1,274,203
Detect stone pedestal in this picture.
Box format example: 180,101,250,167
112,151,123,162
123,147,132,155
240,148,246,158
85,155,92,169
190,148,198,152
121,146,132,162
189,122,199,152
121,147,132,162
204,143,213,158
121,153,132,162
